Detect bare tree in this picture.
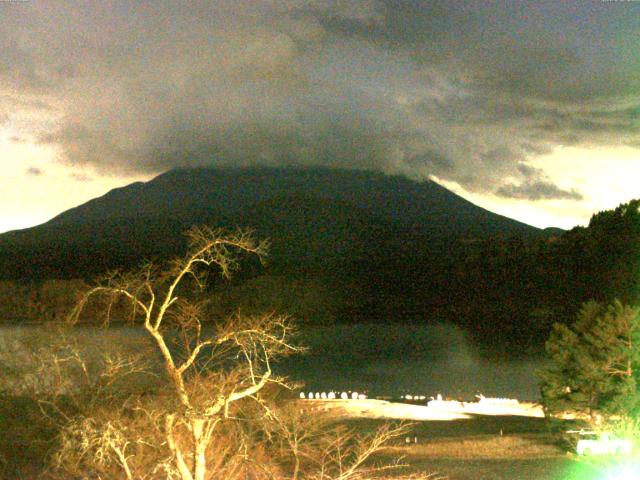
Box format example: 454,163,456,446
266,404,411,480
0,314,159,479
63,226,303,480
15,226,443,480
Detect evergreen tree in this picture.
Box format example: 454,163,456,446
539,300,640,421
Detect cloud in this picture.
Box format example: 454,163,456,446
303,0,388,27
25,167,43,176
69,172,92,182
497,181,583,201
493,162,583,201
1,0,639,196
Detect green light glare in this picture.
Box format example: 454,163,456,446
559,456,640,480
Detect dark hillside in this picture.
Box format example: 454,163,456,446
0,166,545,279
10,166,630,356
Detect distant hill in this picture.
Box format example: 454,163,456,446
0,166,550,279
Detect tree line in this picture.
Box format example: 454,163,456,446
3,199,640,357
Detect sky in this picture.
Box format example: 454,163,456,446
1,0,639,234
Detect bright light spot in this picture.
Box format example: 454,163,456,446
604,465,640,480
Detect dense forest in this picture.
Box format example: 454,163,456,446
2,197,638,357
216,198,640,355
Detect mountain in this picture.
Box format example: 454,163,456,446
4,169,638,357
0,166,550,279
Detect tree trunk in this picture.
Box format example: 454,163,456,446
192,418,208,480
166,414,194,480
292,449,300,480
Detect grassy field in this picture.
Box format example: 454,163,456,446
344,416,635,480
2,394,633,479
383,436,572,480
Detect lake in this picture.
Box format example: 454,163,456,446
277,323,543,400
0,322,543,400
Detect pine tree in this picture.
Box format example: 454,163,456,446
539,300,640,422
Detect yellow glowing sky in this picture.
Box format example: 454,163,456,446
435,145,640,230
2,123,638,235
0,128,153,234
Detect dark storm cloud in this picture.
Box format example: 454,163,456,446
493,161,584,201
2,0,639,199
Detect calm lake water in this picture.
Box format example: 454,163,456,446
277,323,543,400
0,323,543,401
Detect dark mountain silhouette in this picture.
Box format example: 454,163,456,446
4,171,638,358
0,166,552,279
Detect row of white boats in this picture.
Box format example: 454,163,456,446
300,392,545,419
